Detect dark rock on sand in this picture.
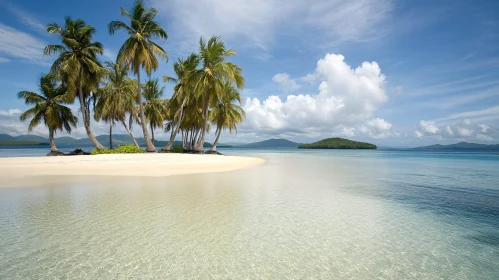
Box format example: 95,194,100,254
46,150,66,156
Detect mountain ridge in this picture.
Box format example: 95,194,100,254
413,142,499,151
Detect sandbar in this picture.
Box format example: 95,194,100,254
0,154,264,185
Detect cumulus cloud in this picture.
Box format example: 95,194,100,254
341,127,356,137
272,73,300,92
243,53,388,138
359,118,393,139
419,120,439,135
414,118,496,142
476,134,494,141
479,124,490,133
455,127,473,137
0,109,21,117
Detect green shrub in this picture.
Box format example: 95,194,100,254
91,144,145,155
171,145,184,153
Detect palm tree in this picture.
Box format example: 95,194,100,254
189,36,245,152
94,62,140,148
208,83,245,152
109,0,168,152
161,53,200,151
44,17,107,150
143,78,168,145
18,74,78,153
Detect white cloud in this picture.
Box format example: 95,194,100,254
154,0,393,51
479,124,490,133
455,127,473,137
341,127,356,137
414,119,496,142
476,134,494,141
444,125,454,137
436,105,499,123
419,120,439,135
0,57,10,63
0,109,21,117
359,118,393,139
300,73,317,84
243,53,388,137
4,3,46,33
0,24,47,65
272,73,300,92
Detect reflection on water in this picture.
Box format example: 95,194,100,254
0,150,498,279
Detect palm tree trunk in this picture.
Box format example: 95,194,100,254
79,85,105,150
137,72,156,152
209,127,222,152
151,123,155,147
122,120,139,148
49,127,57,152
195,95,210,152
162,106,185,151
109,122,113,149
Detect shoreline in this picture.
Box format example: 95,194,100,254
0,154,264,186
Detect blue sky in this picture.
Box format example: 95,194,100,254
0,0,498,146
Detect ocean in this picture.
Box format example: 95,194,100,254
0,148,498,279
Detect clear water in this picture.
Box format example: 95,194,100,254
0,149,498,279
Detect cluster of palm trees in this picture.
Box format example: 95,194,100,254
17,0,245,154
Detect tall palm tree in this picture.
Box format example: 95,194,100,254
44,17,107,150
208,83,245,152
161,53,200,151
189,36,245,152
18,74,78,153
143,78,168,145
109,0,168,152
94,61,140,148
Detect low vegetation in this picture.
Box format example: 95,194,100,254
170,145,184,153
91,144,145,155
299,138,377,149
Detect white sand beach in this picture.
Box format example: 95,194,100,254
0,154,264,184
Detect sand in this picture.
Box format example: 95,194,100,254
0,154,264,184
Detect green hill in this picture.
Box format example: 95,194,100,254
0,141,48,146
299,138,377,149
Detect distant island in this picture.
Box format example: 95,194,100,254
299,138,377,149
414,142,499,151
239,139,300,148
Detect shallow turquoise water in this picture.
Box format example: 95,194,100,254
0,149,498,279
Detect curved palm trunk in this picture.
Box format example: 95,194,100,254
49,127,58,152
122,120,139,148
137,72,156,152
109,122,113,149
194,95,210,152
79,86,105,150
150,123,155,147
162,105,185,151
208,127,222,152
